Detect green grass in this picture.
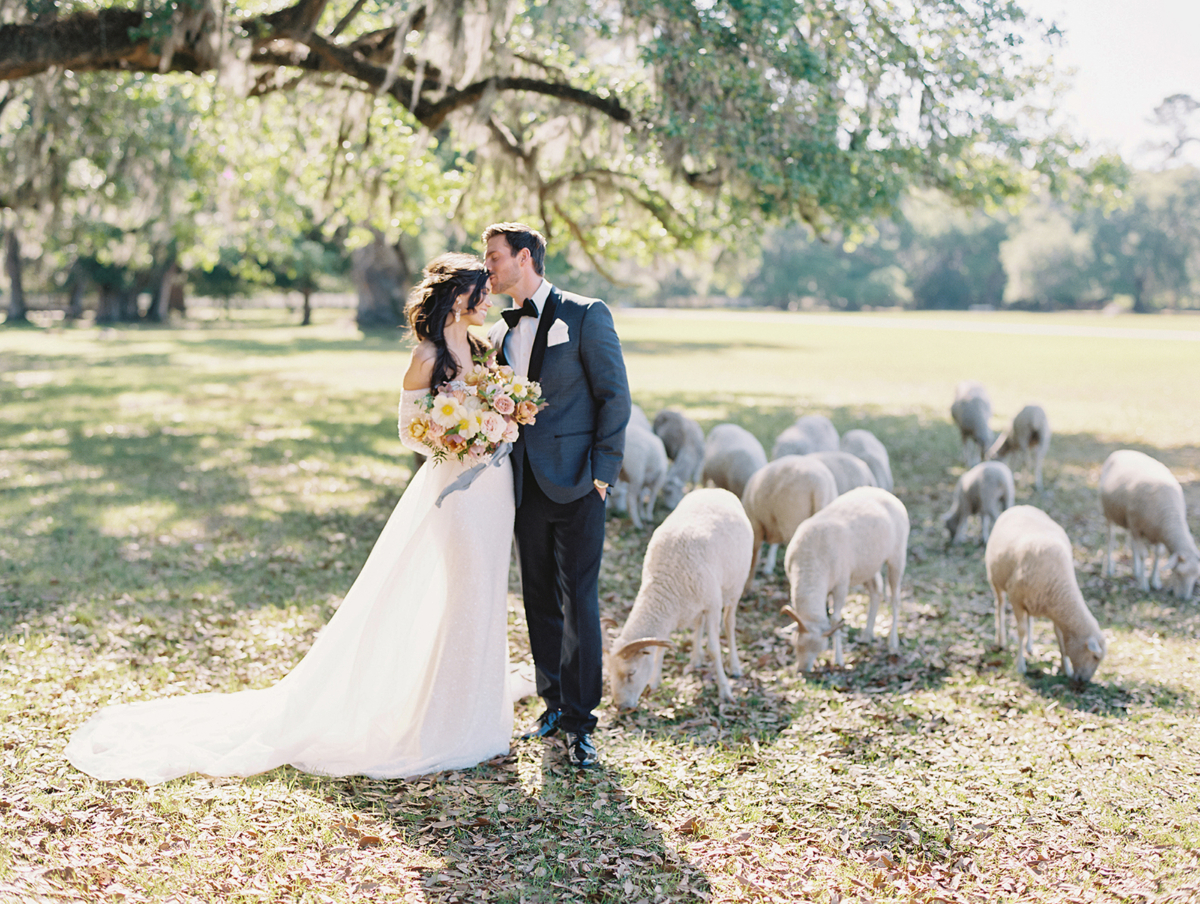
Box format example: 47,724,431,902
2,307,1199,903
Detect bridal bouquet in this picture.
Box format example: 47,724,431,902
404,357,546,463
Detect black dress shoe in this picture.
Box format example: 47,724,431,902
519,709,561,740
564,731,598,769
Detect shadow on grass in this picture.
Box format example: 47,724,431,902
292,750,712,903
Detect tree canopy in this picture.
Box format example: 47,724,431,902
2,0,1086,256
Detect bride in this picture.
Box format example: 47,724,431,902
66,254,517,784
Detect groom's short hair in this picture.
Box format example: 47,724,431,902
482,222,546,276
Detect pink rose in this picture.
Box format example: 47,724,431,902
493,395,515,415
426,421,446,439
443,433,468,455
502,420,520,443
516,399,539,425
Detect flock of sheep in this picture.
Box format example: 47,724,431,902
602,380,1200,709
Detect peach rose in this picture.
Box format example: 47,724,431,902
493,395,515,415
516,399,539,425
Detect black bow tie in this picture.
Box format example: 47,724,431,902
502,298,538,329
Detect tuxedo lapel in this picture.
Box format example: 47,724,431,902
527,288,559,383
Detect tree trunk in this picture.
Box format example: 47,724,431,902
1131,273,1150,314
351,228,407,329
147,260,181,323
65,260,86,320
95,286,122,323
4,229,28,324
301,289,312,326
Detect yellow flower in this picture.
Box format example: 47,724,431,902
431,393,466,428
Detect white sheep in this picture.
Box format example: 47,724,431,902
988,404,1051,491
740,455,838,592
771,415,840,459
605,488,754,706
780,486,909,671
610,403,655,513
615,424,669,530
942,460,1015,545
804,450,878,496
840,428,894,492
653,409,706,511
951,381,993,467
985,505,1107,681
701,423,768,500
1099,449,1200,599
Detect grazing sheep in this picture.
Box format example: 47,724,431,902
780,487,909,671
740,455,838,592
615,425,669,530
701,423,768,500
840,428,894,492
985,506,1107,681
653,409,706,510
771,415,840,459
942,460,1015,545
605,488,754,706
1099,450,1200,599
988,404,1051,491
629,403,652,433
951,381,993,467
804,450,878,496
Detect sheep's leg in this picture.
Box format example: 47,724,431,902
1053,623,1074,678
863,572,884,643
830,584,848,667
992,583,1007,648
1033,445,1044,492
1131,533,1149,590
704,602,734,701
1105,522,1116,577
687,614,706,671
723,590,742,678
981,511,994,544
1150,543,1165,591
1012,603,1029,674
648,643,667,686
744,530,763,597
763,543,779,574
886,560,903,654
627,485,643,530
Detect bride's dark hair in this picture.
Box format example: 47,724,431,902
405,253,492,389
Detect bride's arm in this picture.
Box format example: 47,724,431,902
399,344,436,455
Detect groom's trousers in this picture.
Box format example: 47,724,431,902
514,457,606,735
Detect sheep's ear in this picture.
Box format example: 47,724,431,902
1087,636,1103,657
780,606,805,628
616,638,673,659
599,617,619,653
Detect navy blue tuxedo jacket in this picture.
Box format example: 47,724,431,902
488,286,631,506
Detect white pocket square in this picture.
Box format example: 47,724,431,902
547,320,570,347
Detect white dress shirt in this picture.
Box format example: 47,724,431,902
505,279,550,377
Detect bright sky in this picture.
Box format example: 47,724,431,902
1028,0,1200,167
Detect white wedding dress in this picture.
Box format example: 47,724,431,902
66,390,516,785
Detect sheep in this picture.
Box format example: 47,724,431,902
1099,449,1200,599
771,415,840,459
615,424,669,530
610,404,654,513
740,455,838,592
942,460,1015,545
780,486,909,671
605,488,754,706
653,409,706,511
701,423,767,500
804,451,878,496
950,381,993,467
988,404,1051,491
985,505,1106,681
840,428,894,492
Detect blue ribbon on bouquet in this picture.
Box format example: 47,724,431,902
435,441,513,508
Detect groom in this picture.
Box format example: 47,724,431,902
484,222,631,769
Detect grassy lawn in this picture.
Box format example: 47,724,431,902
2,307,1198,903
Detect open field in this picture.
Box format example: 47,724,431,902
2,308,1199,903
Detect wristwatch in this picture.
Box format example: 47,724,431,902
593,479,609,490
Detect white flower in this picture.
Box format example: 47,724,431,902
458,411,483,439
431,393,466,428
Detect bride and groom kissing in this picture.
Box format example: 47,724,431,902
66,222,632,783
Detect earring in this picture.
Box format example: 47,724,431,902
454,310,461,323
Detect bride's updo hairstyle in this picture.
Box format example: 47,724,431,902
405,252,491,389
